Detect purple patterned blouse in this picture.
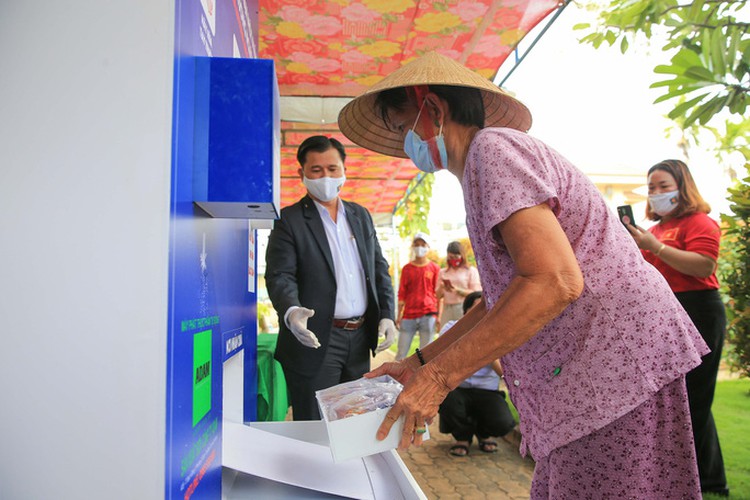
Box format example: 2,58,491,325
462,128,708,459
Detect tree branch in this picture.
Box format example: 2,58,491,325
660,0,745,17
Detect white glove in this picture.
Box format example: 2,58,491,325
375,318,397,354
287,307,320,349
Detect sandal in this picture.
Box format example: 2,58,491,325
478,440,498,453
449,443,470,457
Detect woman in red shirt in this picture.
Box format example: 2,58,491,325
437,241,482,326
626,159,727,497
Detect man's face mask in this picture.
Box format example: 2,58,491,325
403,100,448,174
303,174,345,202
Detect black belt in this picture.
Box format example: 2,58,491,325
332,316,364,330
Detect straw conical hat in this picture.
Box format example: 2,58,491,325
338,51,532,158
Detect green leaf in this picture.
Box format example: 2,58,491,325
701,27,712,69
620,36,629,54
726,87,740,113
649,77,702,89
654,64,685,75
699,95,728,125
742,44,750,66
733,60,749,81
654,86,704,104
672,49,703,70
578,33,600,45
730,92,747,116
726,27,740,73
684,65,717,82
605,30,617,46
667,93,710,120
572,23,590,30
688,0,706,19
580,32,610,49
683,95,722,127
711,26,727,76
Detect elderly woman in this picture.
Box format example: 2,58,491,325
338,52,708,498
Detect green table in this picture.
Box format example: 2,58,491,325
256,333,289,421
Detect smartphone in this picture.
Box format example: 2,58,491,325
617,205,635,227
442,279,452,287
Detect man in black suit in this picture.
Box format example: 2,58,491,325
265,135,397,420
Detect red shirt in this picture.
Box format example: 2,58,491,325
398,261,440,319
642,212,720,292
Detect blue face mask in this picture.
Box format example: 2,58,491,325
403,101,448,173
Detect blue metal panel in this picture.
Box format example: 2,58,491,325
193,57,280,219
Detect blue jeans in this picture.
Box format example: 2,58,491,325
397,314,436,360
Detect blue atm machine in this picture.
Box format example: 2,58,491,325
166,2,425,498
165,1,279,498
166,54,279,499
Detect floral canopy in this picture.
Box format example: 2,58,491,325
258,0,563,218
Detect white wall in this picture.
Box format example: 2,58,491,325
0,2,174,498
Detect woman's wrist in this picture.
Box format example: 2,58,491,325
654,243,666,256
404,353,422,372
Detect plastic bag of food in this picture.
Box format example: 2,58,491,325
316,375,402,422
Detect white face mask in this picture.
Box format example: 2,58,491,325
303,175,345,202
649,190,679,216
414,246,428,258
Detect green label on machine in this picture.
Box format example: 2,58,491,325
193,329,212,426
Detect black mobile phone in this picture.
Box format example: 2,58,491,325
617,205,635,227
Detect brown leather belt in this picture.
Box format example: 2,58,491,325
332,316,364,330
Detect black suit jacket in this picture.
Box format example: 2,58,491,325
265,195,395,377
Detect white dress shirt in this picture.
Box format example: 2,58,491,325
312,199,368,318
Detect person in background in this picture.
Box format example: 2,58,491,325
264,135,397,421
338,51,708,498
626,159,728,497
396,232,440,360
438,291,515,457
437,240,482,326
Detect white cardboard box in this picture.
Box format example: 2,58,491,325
316,377,430,463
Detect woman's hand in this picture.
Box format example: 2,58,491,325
365,356,421,386
625,223,662,253
626,222,716,277
375,362,452,449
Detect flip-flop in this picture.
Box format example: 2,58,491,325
449,443,470,457
478,440,498,453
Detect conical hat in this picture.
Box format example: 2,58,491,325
338,51,532,158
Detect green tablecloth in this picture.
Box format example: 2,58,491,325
256,333,289,421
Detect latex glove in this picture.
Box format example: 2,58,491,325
375,318,397,354
287,307,320,348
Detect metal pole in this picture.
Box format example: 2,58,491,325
497,0,572,88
